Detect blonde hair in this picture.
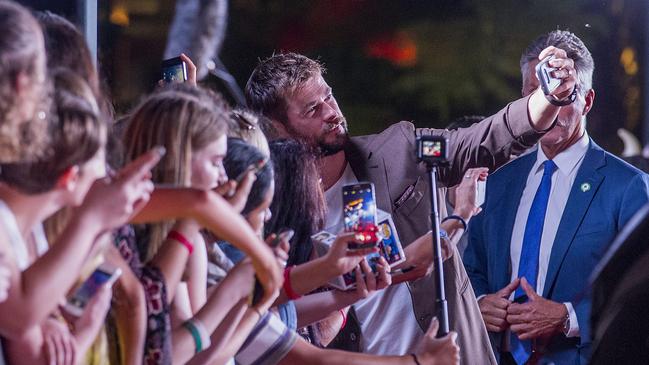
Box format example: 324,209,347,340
123,84,230,262
228,108,270,157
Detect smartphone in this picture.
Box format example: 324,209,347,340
233,158,267,185
270,228,295,248
64,263,121,316
342,182,378,249
250,276,264,307
161,56,187,84
476,180,486,207
535,55,561,95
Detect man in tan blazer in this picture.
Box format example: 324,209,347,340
244,48,577,364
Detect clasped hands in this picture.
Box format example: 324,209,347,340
478,277,568,340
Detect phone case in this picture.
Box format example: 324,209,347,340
311,209,406,290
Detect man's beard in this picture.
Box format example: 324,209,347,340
318,118,349,156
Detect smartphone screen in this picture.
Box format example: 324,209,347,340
342,182,377,248
67,267,120,315
162,57,187,84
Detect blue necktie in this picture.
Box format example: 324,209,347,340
511,159,557,364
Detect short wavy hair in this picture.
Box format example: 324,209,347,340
520,30,594,96
245,52,324,123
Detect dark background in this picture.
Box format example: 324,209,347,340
21,0,649,154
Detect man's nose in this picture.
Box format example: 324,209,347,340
322,102,337,122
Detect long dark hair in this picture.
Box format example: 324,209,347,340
266,139,326,266
223,138,274,216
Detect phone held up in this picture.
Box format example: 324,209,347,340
161,56,188,84
535,55,562,95
342,182,380,249
64,263,121,316
233,158,268,185
250,228,295,306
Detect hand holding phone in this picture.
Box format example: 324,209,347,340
233,158,267,186
162,56,188,84
535,55,562,96
64,264,121,316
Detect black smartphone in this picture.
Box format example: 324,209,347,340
250,276,264,307
535,55,561,95
233,158,267,185
342,182,378,248
161,56,187,84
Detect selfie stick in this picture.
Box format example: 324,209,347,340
426,163,450,337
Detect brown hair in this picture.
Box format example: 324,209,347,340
245,53,324,123
123,84,230,262
0,68,103,194
0,0,50,163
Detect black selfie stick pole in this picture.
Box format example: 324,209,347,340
427,164,449,337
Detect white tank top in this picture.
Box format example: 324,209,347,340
0,200,49,271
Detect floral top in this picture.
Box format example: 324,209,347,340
112,225,171,365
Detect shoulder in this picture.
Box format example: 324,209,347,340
601,149,648,181
490,150,536,180
350,121,416,147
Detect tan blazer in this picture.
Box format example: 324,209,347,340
335,95,542,364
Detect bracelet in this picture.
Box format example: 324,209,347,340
410,353,422,365
183,320,202,353
545,86,577,106
168,230,194,254
183,319,211,354
339,309,347,330
283,266,302,300
442,215,467,231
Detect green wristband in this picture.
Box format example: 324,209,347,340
184,320,203,353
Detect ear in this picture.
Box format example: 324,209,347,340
56,165,80,192
582,89,595,116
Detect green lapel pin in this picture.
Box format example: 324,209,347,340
580,182,591,192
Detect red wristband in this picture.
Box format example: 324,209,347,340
339,309,347,330
283,266,302,300
168,230,194,254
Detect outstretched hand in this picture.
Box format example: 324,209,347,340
538,46,577,101
324,231,379,276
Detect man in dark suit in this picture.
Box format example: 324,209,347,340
244,43,577,364
464,30,649,364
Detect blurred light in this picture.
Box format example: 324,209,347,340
620,47,638,76
110,5,129,27
365,31,417,67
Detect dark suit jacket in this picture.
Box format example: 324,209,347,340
329,95,546,364
589,203,649,364
464,140,649,364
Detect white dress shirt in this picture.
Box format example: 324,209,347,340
508,131,590,337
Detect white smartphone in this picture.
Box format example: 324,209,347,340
476,180,486,207
64,263,121,316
